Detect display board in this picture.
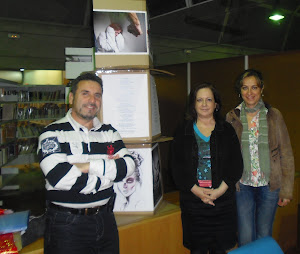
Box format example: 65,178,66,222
92,0,150,68
93,10,148,54
102,73,149,138
150,75,161,137
98,69,161,143
113,143,163,213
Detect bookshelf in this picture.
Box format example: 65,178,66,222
0,80,67,194
0,82,67,165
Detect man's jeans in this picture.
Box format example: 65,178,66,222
236,183,279,246
44,207,119,254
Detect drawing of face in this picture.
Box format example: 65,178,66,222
117,173,137,197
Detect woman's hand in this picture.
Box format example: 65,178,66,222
202,181,229,206
204,188,225,202
278,198,290,207
191,185,216,206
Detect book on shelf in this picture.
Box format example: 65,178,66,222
1,147,8,165
17,126,25,138
1,104,16,121
0,127,2,144
5,123,16,141
31,125,41,136
1,127,6,144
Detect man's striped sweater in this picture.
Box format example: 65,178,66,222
37,110,135,208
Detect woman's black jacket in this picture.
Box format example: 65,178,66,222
171,119,243,202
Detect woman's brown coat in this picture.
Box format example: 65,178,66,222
226,106,295,199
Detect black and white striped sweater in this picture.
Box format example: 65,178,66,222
37,110,135,209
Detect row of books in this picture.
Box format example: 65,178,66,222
18,139,37,155
17,124,44,138
0,140,38,167
0,89,18,102
0,123,16,144
0,104,66,121
17,103,66,120
18,90,64,102
0,88,65,102
1,122,45,146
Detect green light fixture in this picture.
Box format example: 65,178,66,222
269,12,284,21
269,0,284,21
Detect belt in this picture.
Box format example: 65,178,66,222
48,202,107,215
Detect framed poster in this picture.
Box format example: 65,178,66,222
93,10,148,54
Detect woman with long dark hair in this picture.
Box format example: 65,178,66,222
172,83,243,254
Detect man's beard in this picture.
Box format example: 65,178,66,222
78,103,98,120
79,113,95,120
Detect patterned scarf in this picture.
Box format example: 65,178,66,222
240,98,271,182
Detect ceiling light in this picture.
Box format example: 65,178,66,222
269,13,284,21
20,68,25,72
184,49,192,54
8,33,20,39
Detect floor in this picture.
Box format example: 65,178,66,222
286,248,300,254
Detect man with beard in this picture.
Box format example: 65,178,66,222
38,72,135,254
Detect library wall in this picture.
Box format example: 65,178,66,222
154,64,187,192
0,71,22,83
156,50,300,251
157,51,300,175
23,70,64,85
191,56,245,114
0,70,67,214
249,51,300,166
191,50,300,169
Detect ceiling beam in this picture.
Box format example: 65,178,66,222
218,0,232,44
281,4,300,51
185,0,193,8
248,0,300,17
149,0,214,20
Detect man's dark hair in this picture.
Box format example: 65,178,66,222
70,73,103,95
